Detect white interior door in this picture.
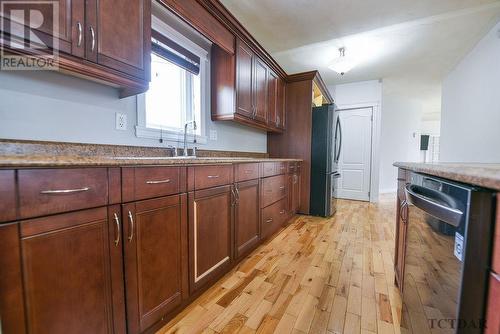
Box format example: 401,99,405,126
336,108,373,201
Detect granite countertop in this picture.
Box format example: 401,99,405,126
0,155,302,167
394,162,500,191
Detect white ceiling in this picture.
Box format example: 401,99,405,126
221,0,500,89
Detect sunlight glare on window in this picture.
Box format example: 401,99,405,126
145,53,184,131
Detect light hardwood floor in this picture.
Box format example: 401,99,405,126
158,195,402,334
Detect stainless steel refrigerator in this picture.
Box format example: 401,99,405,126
310,103,342,217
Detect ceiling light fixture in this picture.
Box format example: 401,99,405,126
329,47,357,76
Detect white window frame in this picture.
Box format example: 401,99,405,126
136,15,209,144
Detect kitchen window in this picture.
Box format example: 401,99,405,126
136,15,209,144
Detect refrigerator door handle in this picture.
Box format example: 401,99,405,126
335,117,342,163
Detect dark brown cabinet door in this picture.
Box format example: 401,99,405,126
189,185,233,293
94,0,150,79
293,173,301,213
253,57,268,123
267,70,278,128
235,179,260,259
20,207,124,334
277,78,286,129
0,223,27,334
236,39,254,118
123,194,188,334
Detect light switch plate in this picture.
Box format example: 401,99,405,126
115,113,127,131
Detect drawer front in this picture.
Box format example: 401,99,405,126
261,175,287,208
261,162,276,178
261,198,287,239
193,165,233,190
0,170,16,222
288,162,297,174
123,167,184,202
235,163,260,182
18,168,108,219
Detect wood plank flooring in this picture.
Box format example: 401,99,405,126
158,195,402,334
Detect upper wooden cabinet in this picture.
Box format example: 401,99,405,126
95,0,149,79
212,38,286,133
236,40,254,119
0,0,150,97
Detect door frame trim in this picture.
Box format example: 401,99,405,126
336,102,381,203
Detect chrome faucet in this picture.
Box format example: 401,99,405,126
183,120,197,157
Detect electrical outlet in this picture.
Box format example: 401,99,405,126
115,113,127,131
209,129,217,141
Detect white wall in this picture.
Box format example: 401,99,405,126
0,70,267,152
440,21,500,162
379,79,423,193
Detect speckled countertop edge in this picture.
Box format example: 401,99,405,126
0,155,302,167
394,162,500,191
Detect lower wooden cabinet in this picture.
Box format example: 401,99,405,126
122,195,188,334
394,168,410,290
188,185,234,293
234,179,260,259
485,273,500,334
261,198,287,240
19,207,125,334
0,222,26,334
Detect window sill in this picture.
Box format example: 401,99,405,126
135,126,208,144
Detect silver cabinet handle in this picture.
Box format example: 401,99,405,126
493,272,500,282
40,187,90,195
207,175,220,179
76,21,83,47
280,210,286,214
231,187,236,206
399,200,408,224
146,179,171,184
266,218,273,224
127,211,134,242
90,26,95,51
113,213,120,246
279,186,286,190
234,185,240,201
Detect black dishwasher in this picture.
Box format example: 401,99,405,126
400,172,495,333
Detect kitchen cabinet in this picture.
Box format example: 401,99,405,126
234,179,260,259
0,0,150,96
0,222,26,334
261,198,287,239
213,38,285,133
253,57,268,123
485,273,500,334
236,39,255,119
288,162,301,215
394,168,410,290
123,195,188,334
0,170,16,222
188,185,234,293
95,0,149,79
19,207,125,334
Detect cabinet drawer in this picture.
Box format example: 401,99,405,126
235,163,260,182
262,162,287,178
0,170,16,222
18,168,108,219
261,198,287,239
261,174,287,208
288,162,297,174
122,167,184,202
192,165,233,190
